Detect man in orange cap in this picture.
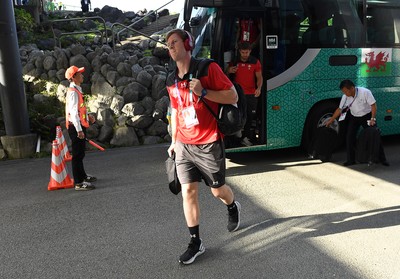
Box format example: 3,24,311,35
65,65,97,190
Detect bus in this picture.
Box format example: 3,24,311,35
178,0,400,152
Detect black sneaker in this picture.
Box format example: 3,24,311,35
227,201,241,232
75,181,96,191
84,175,97,182
179,238,205,265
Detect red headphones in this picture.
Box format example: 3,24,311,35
183,30,194,51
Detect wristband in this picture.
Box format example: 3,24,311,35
201,88,207,98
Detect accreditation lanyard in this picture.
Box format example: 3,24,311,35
175,74,198,128
339,88,357,121
174,74,194,107
343,87,358,110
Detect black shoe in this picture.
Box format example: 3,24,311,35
179,238,205,265
343,161,356,166
75,181,96,191
227,201,241,232
382,161,390,166
84,175,97,182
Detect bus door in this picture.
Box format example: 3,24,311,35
211,9,267,150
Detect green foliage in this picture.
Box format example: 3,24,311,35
14,8,36,45
14,8,35,33
25,85,64,142
143,49,153,57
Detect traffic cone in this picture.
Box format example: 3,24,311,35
56,125,72,162
48,140,74,191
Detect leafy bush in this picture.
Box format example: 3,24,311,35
14,8,35,33
25,81,65,142
14,8,36,45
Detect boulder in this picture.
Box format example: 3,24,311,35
110,126,139,147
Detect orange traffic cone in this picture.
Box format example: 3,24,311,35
56,125,72,162
48,140,74,191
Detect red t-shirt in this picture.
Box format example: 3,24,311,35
230,56,261,95
239,18,260,44
167,62,233,144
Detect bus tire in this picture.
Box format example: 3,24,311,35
302,101,343,155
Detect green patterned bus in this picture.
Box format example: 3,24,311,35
178,0,400,152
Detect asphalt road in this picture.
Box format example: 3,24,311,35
0,137,399,279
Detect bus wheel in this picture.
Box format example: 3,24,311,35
302,101,341,154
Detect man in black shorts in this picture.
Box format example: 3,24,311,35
166,29,242,265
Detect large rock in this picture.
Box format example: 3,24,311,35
70,44,87,56
91,76,116,97
54,48,69,70
115,76,134,87
97,125,114,143
153,95,169,120
117,62,132,77
99,5,126,24
131,64,143,80
141,96,155,115
110,126,139,147
69,54,92,81
96,107,115,127
43,55,57,71
86,124,100,139
107,52,126,68
106,70,120,86
121,102,145,117
122,82,149,102
137,70,152,88
110,95,124,116
126,115,153,129
146,119,168,137
151,74,167,100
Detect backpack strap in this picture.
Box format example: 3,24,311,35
192,58,219,120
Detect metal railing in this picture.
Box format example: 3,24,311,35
115,0,174,45
110,22,167,51
49,16,108,48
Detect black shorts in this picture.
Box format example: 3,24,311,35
175,140,226,188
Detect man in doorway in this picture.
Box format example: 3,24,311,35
226,41,263,146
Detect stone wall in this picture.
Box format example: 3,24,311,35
19,31,173,153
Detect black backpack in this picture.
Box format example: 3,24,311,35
194,59,247,136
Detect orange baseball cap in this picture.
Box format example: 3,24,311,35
65,66,85,80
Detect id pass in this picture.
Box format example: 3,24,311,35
182,105,199,128
339,111,347,121
243,31,250,42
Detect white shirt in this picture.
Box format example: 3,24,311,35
339,87,376,117
67,82,83,132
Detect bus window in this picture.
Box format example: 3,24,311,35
189,8,216,58
366,0,400,46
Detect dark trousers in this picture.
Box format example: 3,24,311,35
346,113,386,163
244,94,258,139
68,125,87,184
81,4,89,12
